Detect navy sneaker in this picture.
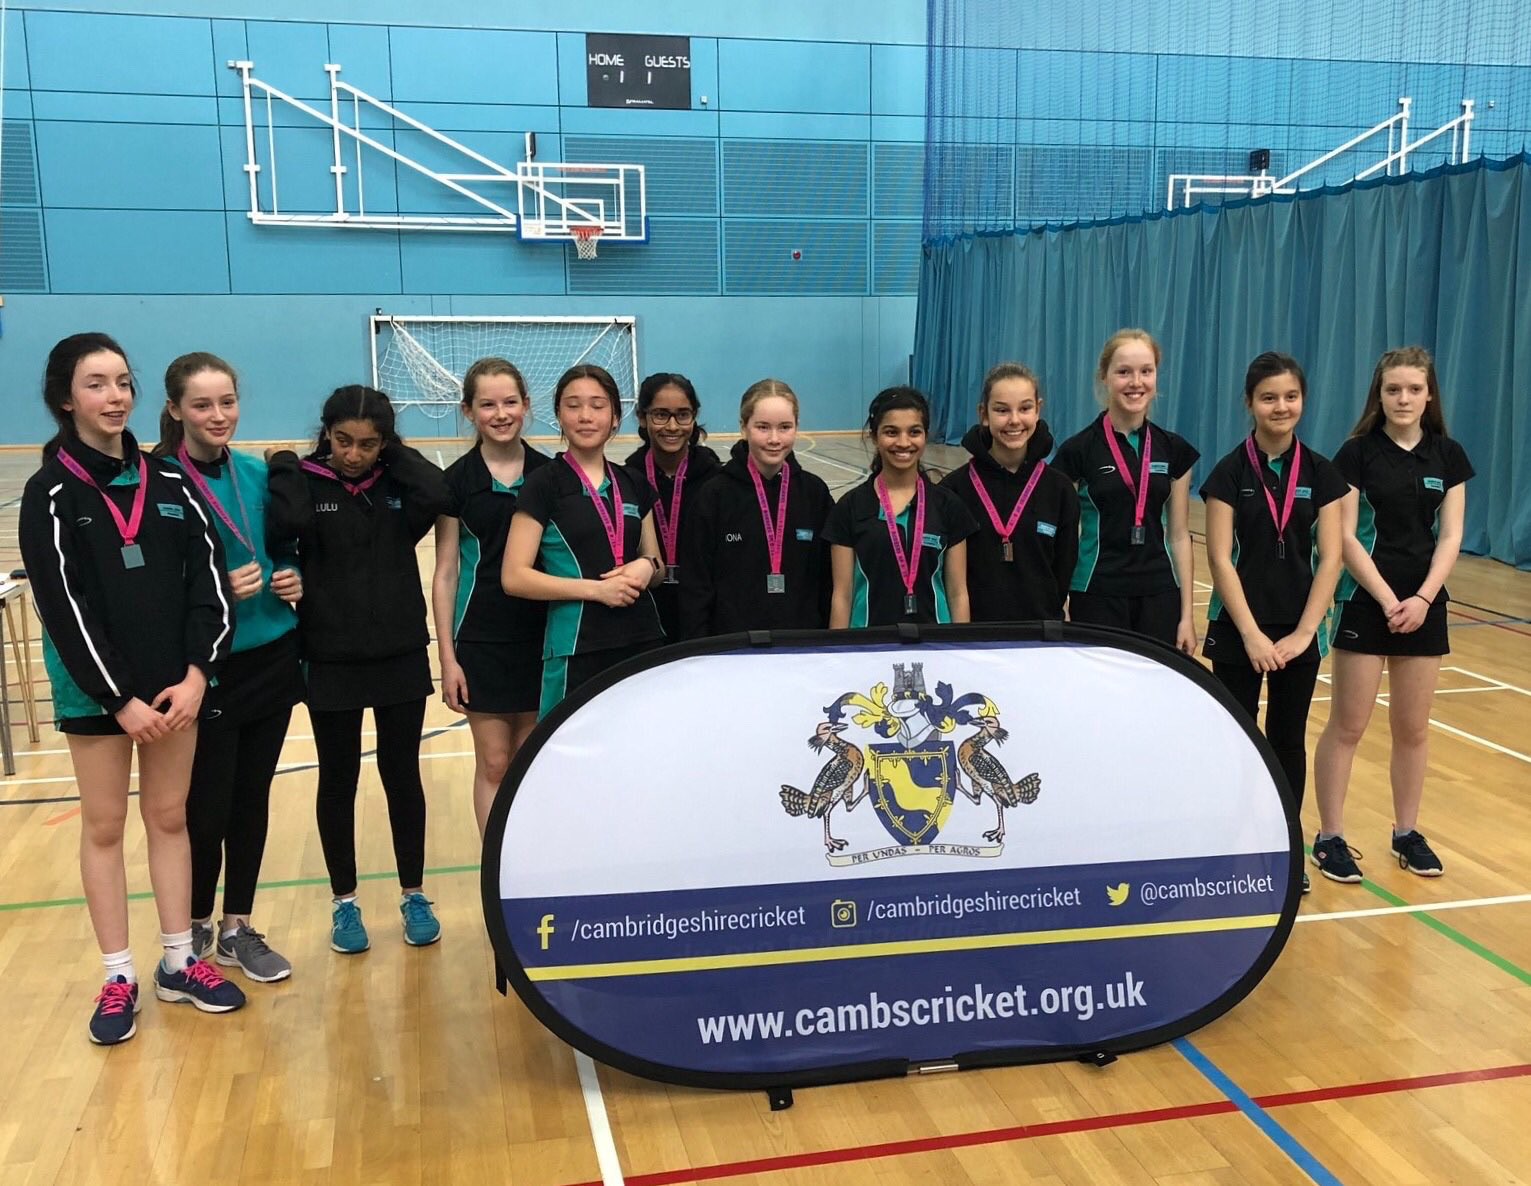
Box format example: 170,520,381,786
88,976,140,1045
1392,830,1444,877
154,957,246,1013
1311,834,1363,883
400,893,441,947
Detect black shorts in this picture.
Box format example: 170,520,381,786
58,712,127,736
1331,594,1450,657
1068,588,1181,648
205,631,304,726
305,649,434,712
1202,617,1321,666
456,639,543,715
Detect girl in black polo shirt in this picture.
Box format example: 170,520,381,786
432,357,550,836
680,378,833,637
1053,328,1199,652
503,364,666,715
625,372,722,640
1311,347,1474,884
1202,353,1347,891
825,387,975,627
941,362,1079,621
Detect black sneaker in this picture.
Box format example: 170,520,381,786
1391,830,1444,877
1301,872,1311,895
88,976,140,1045
1310,834,1363,883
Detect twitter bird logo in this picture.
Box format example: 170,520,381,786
1106,883,1130,907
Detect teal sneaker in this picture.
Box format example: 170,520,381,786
400,893,441,947
330,899,369,954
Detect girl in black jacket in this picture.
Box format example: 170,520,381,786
266,386,452,955
19,333,244,1044
941,363,1079,621
679,378,832,637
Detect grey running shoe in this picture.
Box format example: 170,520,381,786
215,923,293,983
191,920,214,961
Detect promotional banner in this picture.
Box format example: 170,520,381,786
485,626,1300,1090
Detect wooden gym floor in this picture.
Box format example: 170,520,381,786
0,434,1528,1185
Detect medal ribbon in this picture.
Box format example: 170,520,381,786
643,450,688,567
1244,435,1303,549
970,460,1046,549
874,474,926,607
1100,412,1152,534
563,453,625,567
58,449,148,547
300,458,383,497
178,444,254,554
746,456,791,575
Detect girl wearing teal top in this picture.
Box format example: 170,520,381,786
158,353,304,984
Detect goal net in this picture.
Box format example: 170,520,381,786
370,314,640,434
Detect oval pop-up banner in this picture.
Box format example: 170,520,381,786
484,625,1300,1090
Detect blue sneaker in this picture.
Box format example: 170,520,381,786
331,899,370,954
88,976,140,1045
401,892,441,947
154,957,246,1013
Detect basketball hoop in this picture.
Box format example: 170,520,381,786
571,225,602,260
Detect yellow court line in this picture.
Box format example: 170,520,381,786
525,913,1280,982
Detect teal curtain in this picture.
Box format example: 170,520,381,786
914,156,1531,568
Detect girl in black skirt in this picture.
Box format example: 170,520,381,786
266,386,452,953
502,365,666,716
625,372,722,640
1311,347,1474,884
432,357,550,836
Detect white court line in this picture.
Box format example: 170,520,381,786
574,1051,626,1186
1298,891,1531,923
1446,665,1531,697
1424,719,1531,765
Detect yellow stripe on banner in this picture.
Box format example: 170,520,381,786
524,913,1281,982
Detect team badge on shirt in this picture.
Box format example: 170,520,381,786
777,662,1041,867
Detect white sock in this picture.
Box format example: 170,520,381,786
160,929,195,972
102,947,136,985
219,919,244,940
334,894,357,905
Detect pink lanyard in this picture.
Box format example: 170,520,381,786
58,449,148,561
564,453,625,567
1100,413,1152,543
178,444,255,555
1245,435,1303,560
970,460,1045,562
300,458,383,497
875,474,926,614
643,449,688,566
747,456,791,577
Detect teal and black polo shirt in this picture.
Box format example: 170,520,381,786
443,442,550,646
1332,425,1474,605
513,455,666,658
822,474,977,627
1052,417,1199,596
1199,436,1348,661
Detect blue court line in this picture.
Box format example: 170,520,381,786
1449,617,1531,627
1173,1037,1344,1186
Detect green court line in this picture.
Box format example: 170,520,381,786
1306,844,1531,987
0,863,482,913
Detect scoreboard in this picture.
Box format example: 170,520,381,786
586,34,692,110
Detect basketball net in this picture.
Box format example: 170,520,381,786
572,225,602,260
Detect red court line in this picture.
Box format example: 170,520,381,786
1447,607,1531,639
558,1061,1531,1186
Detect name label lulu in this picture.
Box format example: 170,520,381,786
486,626,1300,1090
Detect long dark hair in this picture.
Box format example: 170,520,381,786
311,385,402,459
154,352,238,458
41,332,133,459
635,371,706,446
1350,346,1447,438
865,385,930,474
